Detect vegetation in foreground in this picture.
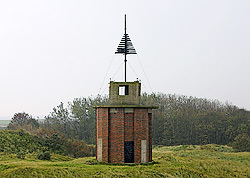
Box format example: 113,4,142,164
0,129,95,159
1,93,250,177
0,145,250,178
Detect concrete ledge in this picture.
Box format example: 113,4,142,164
93,105,158,109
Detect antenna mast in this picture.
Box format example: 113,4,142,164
124,14,127,82
115,14,137,82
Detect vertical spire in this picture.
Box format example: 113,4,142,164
124,14,127,82
115,14,137,82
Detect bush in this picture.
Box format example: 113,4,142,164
37,151,51,160
65,140,96,158
16,151,26,159
232,134,250,152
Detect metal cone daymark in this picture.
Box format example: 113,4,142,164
115,34,137,54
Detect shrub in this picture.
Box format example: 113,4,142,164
37,151,51,160
232,134,250,152
66,140,96,158
16,151,26,159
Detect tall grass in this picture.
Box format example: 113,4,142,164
0,144,249,177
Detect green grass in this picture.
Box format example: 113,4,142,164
0,145,250,178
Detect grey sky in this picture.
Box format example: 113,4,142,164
0,0,250,118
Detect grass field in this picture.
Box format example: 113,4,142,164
0,144,249,177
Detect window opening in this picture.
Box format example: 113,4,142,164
119,85,129,95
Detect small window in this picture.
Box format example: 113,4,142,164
119,86,125,95
119,85,129,95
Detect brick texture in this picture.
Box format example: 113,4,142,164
148,113,152,162
134,108,148,163
109,108,125,163
96,108,109,162
124,113,134,141
96,107,152,164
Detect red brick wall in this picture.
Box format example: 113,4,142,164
134,108,149,163
96,107,152,164
148,113,152,162
108,108,125,163
124,113,134,141
96,108,109,162
102,108,109,162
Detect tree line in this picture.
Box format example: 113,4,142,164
7,93,250,152
141,93,250,149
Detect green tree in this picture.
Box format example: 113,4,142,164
41,93,250,147
69,95,108,144
7,112,39,131
43,102,74,138
232,134,250,152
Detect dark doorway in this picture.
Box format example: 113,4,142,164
124,141,134,163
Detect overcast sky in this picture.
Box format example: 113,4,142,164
0,0,250,119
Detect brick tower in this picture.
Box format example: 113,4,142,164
95,15,156,164
95,81,156,163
